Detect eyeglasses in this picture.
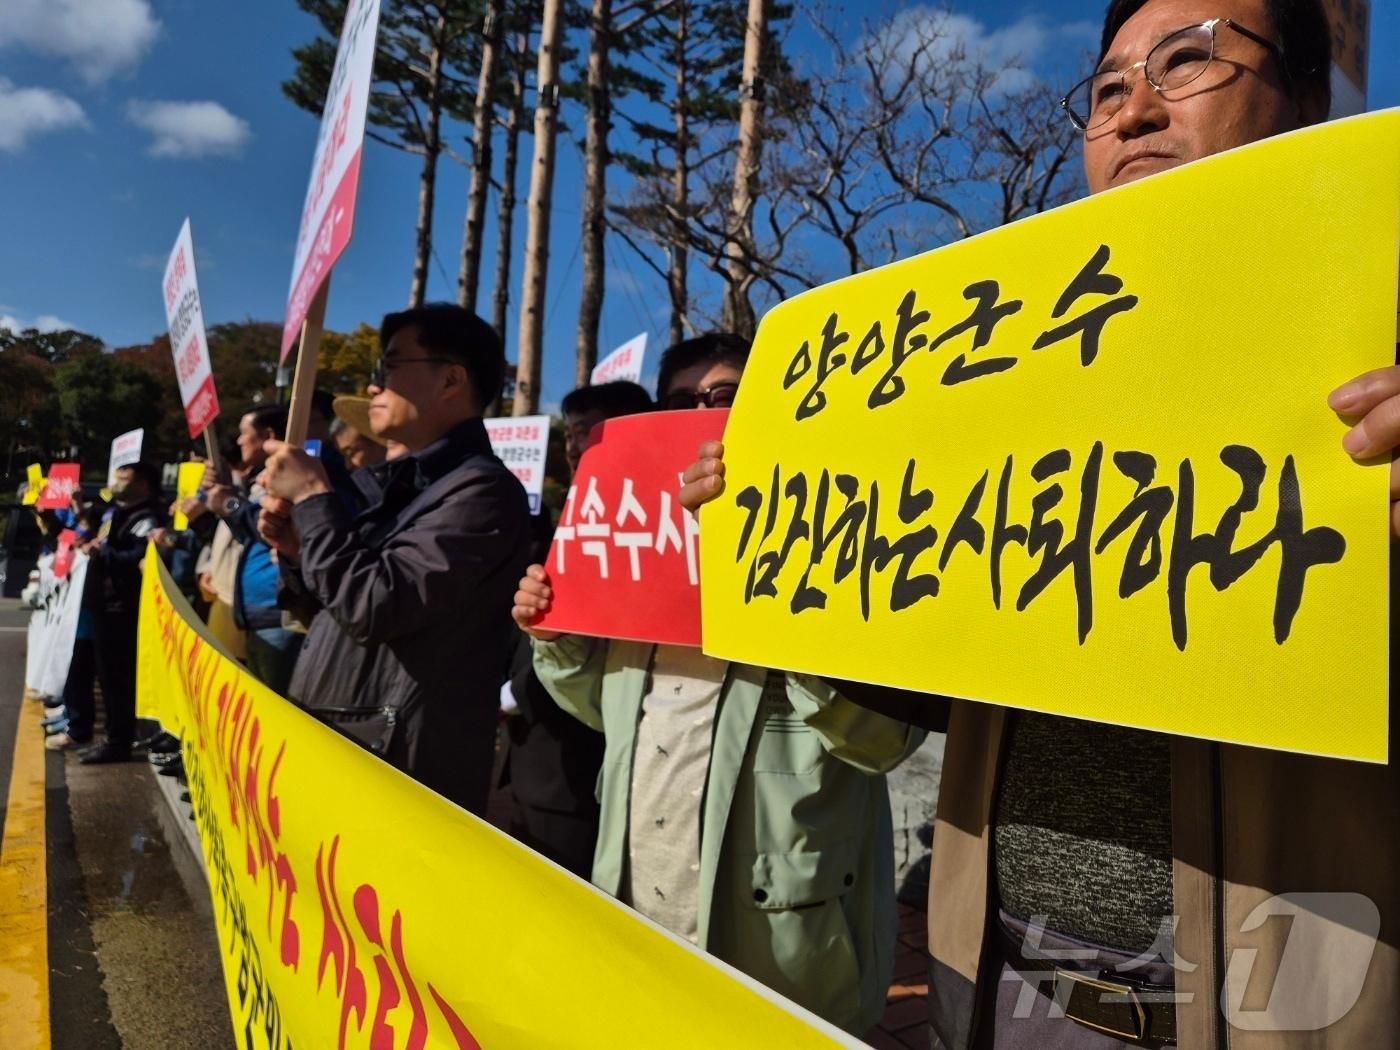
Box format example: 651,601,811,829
1060,18,1284,132
368,355,453,389
661,382,740,411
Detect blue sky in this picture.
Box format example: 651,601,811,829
1,0,1396,410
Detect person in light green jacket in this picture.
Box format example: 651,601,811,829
510,327,923,1037
526,631,924,1036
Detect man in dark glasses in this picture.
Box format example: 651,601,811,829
257,303,530,816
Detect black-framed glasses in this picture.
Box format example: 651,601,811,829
368,355,453,389
1060,18,1284,132
662,382,740,411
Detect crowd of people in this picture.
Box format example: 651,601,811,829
19,1,1400,1046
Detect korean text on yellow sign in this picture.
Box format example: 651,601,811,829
136,551,853,1049
701,112,1399,763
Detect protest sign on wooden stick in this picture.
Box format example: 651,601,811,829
280,0,380,447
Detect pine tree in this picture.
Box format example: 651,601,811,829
284,1,481,307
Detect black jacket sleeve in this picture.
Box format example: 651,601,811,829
223,498,264,547
290,472,526,647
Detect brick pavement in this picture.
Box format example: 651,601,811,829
864,901,930,1048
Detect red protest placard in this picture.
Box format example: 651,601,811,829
536,409,727,647
54,529,77,579
38,464,81,511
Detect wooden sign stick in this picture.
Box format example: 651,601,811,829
201,419,226,481
285,275,332,448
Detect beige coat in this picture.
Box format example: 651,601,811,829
926,696,1398,1049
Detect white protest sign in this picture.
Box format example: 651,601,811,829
163,219,220,438
25,552,89,700
107,428,145,485
485,416,550,515
592,332,647,385
281,0,382,360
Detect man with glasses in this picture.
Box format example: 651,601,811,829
511,333,926,1036
681,1,1397,1046
257,304,530,815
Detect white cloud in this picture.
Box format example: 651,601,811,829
0,77,88,152
0,0,160,84
126,100,252,159
874,10,1097,96
129,247,215,271
0,310,78,334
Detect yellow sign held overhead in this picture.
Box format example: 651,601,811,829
701,111,1399,764
22,464,43,506
172,461,206,531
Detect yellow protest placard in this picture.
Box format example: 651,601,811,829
135,551,852,1049
172,460,206,530
23,464,43,506
701,111,1399,763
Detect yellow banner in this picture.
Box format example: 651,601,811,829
701,112,1399,763
173,461,206,531
135,550,849,1049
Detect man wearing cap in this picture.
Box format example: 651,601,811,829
329,397,388,472
258,304,530,815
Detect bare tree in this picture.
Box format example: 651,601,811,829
755,6,1085,281
610,4,1083,340
861,8,1083,243
776,16,907,275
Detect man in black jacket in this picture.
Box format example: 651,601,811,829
81,461,167,764
258,304,530,815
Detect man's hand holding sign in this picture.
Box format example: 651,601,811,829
1330,367,1400,535
513,411,726,646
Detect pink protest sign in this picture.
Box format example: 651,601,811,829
281,0,382,360
537,409,726,647
163,219,220,437
38,464,81,511
54,530,77,580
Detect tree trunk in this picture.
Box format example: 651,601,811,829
458,0,504,311
513,0,564,416
667,0,690,347
722,0,766,338
492,27,529,350
409,15,448,308
574,0,613,388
